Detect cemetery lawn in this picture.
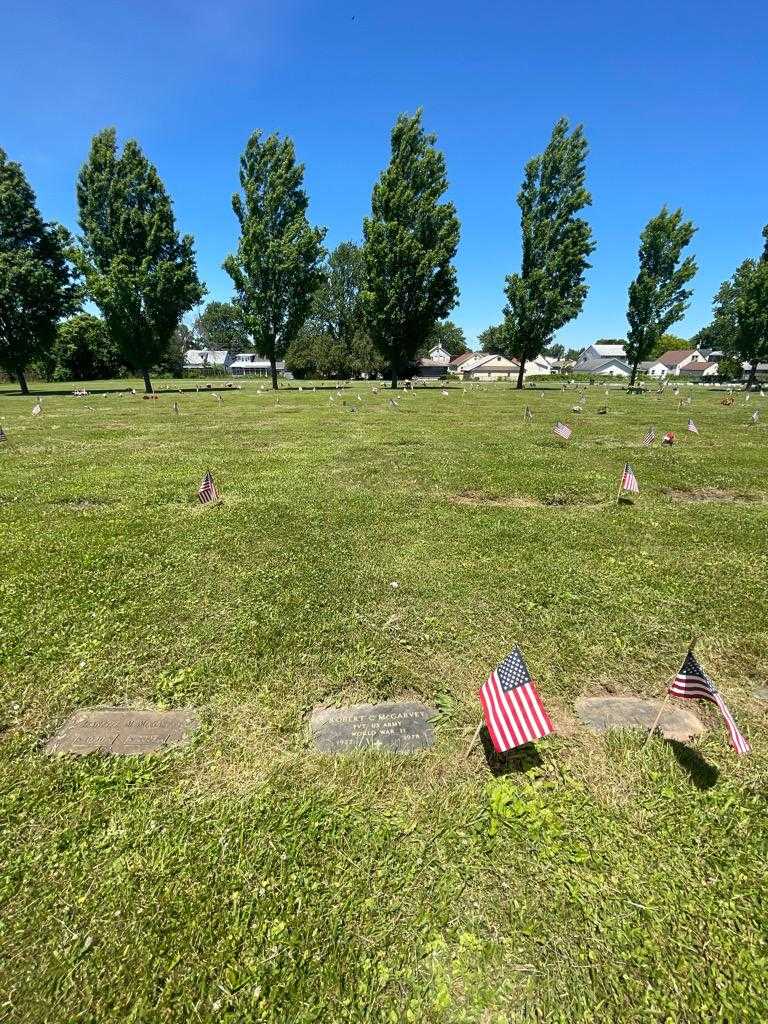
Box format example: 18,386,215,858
1,379,767,1024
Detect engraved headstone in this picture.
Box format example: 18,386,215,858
310,701,436,753
575,696,704,741
44,708,199,755
754,688,768,702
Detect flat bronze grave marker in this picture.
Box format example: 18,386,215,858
575,696,704,741
44,708,199,755
310,701,436,753
754,688,768,702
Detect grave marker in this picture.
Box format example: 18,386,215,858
44,708,199,755
575,696,704,741
310,701,436,753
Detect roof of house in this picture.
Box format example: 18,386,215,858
658,349,698,367
231,357,284,370
638,361,658,371
587,343,626,359
469,355,519,373
680,361,717,374
416,358,447,368
449,351,477,367
184,349,229,366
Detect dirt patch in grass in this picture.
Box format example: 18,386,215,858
664,487,763,504
448,490,604,509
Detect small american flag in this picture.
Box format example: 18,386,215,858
687,418,699,434
0,425,6,442
642,426,656,446
751,410,759,424
620,463,639,494
524,405,533,422
32,402,42,416
479,647,555,753
173,401,180,415
553,421,572,440
669,650,750,755
198,471,218,504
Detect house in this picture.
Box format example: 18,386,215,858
463,354,519,380
460,353,552,381
447,351,477,374
679,360,719,380
183,349,233,372
575,357,631,378
230,353,285,377
414,342,455,377
426,343,452,364
574,343,626,370
653,349,704,377
638,360,665,377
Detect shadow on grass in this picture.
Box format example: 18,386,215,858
666,739,719,790
480,728,543,777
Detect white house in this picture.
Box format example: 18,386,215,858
679,360,719,380
460,353,553,381
574,343,626,370
574,356,630,377
230,353,285,377
183,349,233,372
653,349,704,377
414,343,454,378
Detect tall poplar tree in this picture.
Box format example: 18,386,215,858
77,128,205,393
0,148,79,393
224,131,326,390
362,110,460,388
502,119,594,389
625,207,697,385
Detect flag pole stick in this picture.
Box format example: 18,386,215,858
644,637,697,748
464,720,483,758
616,469,625,504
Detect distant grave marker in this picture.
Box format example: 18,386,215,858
44,708,199,755
310,701,436,753
754,688,768,702
575,696,704,741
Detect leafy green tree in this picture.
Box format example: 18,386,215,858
625,207,697,385
716,355,742,381
309,241,365,344
0,148,79,393
501,119,595,389
224,131,326,390
713,258,768,388
477,324,505,352
420,320,467,358
544,342,565,360
192,301,249,352
362,109,460,388
52,313,120,381
648,332,691,359
77,128,205,393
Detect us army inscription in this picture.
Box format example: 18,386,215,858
310,701,435,753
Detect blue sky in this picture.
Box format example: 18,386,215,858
3,0,767,349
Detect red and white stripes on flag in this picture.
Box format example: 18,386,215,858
668,650,750,755
687,418,699,434
553,421,572,440
0,426,6,442
478,647,555,753
620,463,639,494
198,470,218,504
642,426,656,446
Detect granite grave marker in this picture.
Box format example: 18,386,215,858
575,696,704,741
310,701,436,753
44,708,199,755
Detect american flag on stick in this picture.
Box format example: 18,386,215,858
553,421,572,441
620,463,639,495
687,418,699,434
0,425,6,443
642,426,656,446
669,649,750,755
478,647,555,753
198,471,219,505
751,410,759,424
524,405,533,423
32,402,42,416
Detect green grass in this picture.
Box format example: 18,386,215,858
1,378,767,1023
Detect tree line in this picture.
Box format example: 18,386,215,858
1,115,766,393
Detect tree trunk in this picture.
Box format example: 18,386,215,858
515,359,526,390
747,360,758,389
270,356,278,391
16,367,29,395
142,368,154,394
630,360,639,387
390,370,399,390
